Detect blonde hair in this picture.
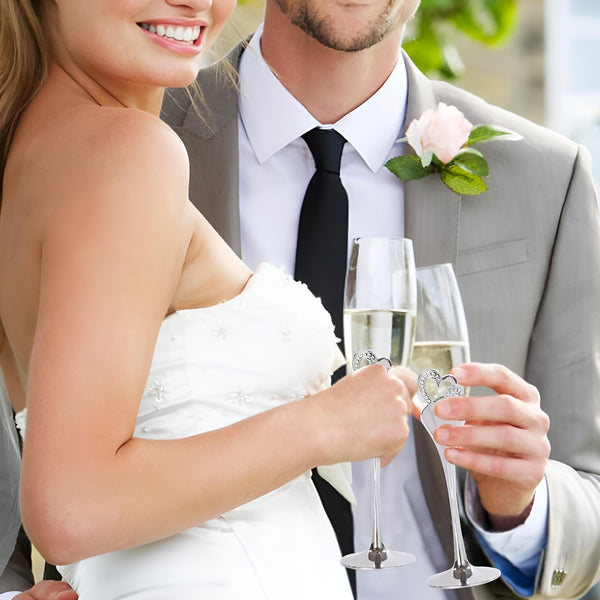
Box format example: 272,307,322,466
0,0,47,198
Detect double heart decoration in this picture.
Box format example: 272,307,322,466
417,369,465,405
351,354,464,409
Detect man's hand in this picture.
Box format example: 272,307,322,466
15,581,77,600
431,362,550,520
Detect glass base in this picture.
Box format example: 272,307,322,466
427,564,501,589
340,548,416,571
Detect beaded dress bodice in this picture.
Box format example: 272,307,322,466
38,263,353,600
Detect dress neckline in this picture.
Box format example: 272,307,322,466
166,263,282,320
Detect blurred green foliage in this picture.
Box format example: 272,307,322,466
236,0,518,81
403,0,518,79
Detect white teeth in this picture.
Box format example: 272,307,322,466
139,22,201,44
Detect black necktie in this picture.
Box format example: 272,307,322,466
294,128,356,597
294,128,348,366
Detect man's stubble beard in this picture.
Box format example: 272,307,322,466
272,0,419,52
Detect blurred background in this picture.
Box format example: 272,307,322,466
211,0,600,192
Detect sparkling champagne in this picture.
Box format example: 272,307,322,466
344,309,416,370
409,341,470,409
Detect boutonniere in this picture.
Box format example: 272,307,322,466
385,102,522,196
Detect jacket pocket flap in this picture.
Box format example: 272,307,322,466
457,239,528,276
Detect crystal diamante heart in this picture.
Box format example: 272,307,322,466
417,368,464,405
352,350,392,372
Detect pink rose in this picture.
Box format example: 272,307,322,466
405,102,473,165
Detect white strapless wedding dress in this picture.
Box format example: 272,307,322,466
47,263,353,600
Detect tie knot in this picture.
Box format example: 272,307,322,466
302,128,346,175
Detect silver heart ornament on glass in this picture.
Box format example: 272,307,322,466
352,350,392,373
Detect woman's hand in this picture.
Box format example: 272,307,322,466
15,581,77,600
309,364,418,467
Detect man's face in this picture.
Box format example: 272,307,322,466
271,0,420,52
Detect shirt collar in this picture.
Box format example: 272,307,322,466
238,24,408,173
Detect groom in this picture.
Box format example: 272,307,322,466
162,1,600,599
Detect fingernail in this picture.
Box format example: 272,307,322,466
451,366,466,380
445,448,459,462
436,400,451,417
435,428,449,442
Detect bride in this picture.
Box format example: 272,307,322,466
0,0,417,598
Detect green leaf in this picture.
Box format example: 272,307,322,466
420,0,455,9
440,165,488,195
402,25,446,77
403,19,466,80
450,148,489,177
403,0,518,80
451,0,518,46
421,151,434,167
466,124,521,145
385,155,433,181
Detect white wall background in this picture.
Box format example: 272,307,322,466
545,0,600,191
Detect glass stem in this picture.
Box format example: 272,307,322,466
438,452,472,581
371,457,384,549
367,457,388,567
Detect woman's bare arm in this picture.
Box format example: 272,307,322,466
19,109,414,566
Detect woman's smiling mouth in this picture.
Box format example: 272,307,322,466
138,22,203,45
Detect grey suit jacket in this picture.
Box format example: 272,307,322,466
162,42,600,600
0,381,33,592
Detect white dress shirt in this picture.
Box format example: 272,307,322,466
237,33,406,276
237,25,547,600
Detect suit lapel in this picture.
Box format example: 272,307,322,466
402,53,461,268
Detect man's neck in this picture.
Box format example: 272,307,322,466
260,7,404,124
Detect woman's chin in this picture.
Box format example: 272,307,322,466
152,64,205,90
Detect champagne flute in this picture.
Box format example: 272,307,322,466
410,263,470,409
410,263,500,588
341,237,417,570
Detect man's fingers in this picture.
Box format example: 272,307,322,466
452,363,540,405
443,446,547,487
435,393,550,432
434,422,551,458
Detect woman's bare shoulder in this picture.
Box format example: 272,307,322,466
60,105,187,186
18,104,191,228
82,105,188,166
